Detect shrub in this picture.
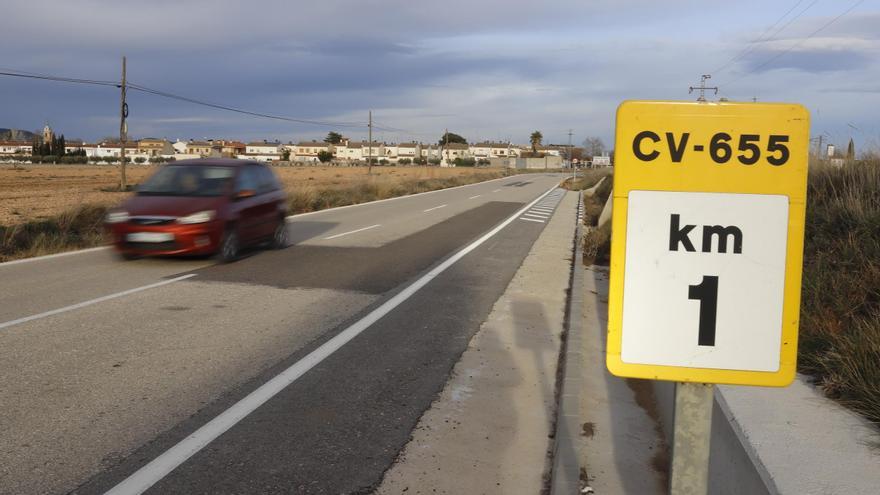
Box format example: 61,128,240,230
398,158,411,165
798,161,880,425
134,157,146,164
317,150,333,163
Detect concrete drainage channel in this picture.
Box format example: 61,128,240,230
549,191,589,494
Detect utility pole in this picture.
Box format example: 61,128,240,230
815,135,823,163
568,129,574,181
689,74,718,102
444,127,449,167
368,110,372,175
119,56,128,190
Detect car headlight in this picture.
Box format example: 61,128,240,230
176,210,216,224
105,211,130,224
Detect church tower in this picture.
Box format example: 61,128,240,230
42,123,54,144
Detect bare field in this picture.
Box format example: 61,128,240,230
0,164,507,226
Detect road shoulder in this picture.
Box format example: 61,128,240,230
376,191,578,494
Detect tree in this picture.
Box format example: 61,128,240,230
530,131,543,153
847,138,855,160
438,132,467,146
281,148,291,161
324,132,343,144
582,136,606,158
317,150,333,163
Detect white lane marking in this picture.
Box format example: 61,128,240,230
423,204,447,213
524,213,550,219
103,185,560,495
492,189,501,193
520,217,545,223
0,246,109,269
468,195,481,199
322,224,381,240
531,207,554,213
0,274,197,331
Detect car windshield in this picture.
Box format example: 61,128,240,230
137,165,235,197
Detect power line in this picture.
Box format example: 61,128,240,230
719,0,865,91
127,82,367,129
0,65,431,137
710,0,810,75
0,69,119,87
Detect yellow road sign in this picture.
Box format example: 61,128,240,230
606,100,809,386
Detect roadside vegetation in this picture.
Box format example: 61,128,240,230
564,169,613,265
285,170,506,214
799,160,880,426
0,165,512,262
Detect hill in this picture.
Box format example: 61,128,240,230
0,128,36,141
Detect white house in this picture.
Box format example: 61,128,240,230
172,139,188,154
470,142,514,159
294,141,331,162
335,141,383,162
0,141,32,155
388,142,420,162
242,141,282,162
440,143,470,165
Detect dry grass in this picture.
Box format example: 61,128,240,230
799,161,880,426
0,164,512,261
0,164,509,226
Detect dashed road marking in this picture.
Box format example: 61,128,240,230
323,224,381,240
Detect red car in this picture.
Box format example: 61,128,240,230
105,159,288,262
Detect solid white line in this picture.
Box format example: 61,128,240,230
322,224,381,240
422,204,447,213
0,274,197,331
102,184,560,495
0,246,109,269
520,217,545,223
468,195,481,199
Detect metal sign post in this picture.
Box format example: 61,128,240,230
670,382,714,494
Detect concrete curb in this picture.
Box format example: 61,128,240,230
550,191,585,495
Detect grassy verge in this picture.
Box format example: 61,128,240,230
286,171,506,214
579,172,613,266
799,161,880,426
0,204,108,262
0,169,510,262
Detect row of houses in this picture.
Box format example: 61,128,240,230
0,137,569,165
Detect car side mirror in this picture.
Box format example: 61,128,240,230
235,189,256,200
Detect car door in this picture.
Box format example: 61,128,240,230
232,165,262,243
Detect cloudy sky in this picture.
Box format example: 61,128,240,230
1,0,877,151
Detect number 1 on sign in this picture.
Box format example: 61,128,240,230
688,276,718,346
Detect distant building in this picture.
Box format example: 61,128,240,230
185,140,220,158
294,141,331,162
220,141,246,157
0,141,33,155
137,138,174,157
243,141,282,162
42,123,54,144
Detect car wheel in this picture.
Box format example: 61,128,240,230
271,218,288,249
119,251,140,261
219,226,240,263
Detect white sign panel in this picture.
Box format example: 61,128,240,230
620,191,789,372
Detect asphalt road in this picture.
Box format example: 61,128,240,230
0,173,568,495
